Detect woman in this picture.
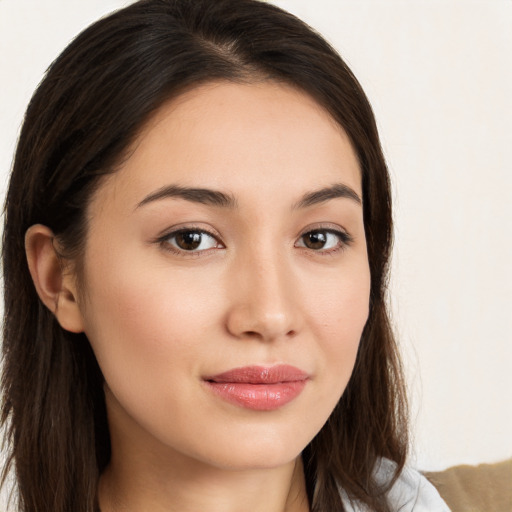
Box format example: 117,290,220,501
1,0,450,510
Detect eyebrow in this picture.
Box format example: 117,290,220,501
292,183,361,209
136,185,238,210
135,183,361,210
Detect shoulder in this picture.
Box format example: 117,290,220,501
375,459,452,511
339,458,452,511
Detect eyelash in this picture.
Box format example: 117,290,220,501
156,226,354,257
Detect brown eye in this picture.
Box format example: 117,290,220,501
296,229,350,252
176,232,203,250
303,231,328,250
166,230,219,252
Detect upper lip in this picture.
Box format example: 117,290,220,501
205,365,309,384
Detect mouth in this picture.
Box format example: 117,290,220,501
203,365,309,411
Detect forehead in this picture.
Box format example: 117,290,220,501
92,80,362,210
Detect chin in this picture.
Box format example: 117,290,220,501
201,446,303,472
179,424,315,472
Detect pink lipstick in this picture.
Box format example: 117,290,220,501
204,365,308,411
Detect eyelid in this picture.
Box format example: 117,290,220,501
154,223,222,242
297,222,353,241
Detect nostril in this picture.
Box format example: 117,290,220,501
243,330,260,338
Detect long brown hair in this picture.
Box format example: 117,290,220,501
2,1,408,510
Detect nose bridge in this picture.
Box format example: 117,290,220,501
226,241,300,341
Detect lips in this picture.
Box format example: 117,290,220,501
203,365,309,411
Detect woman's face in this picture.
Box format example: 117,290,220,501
78,81,370,470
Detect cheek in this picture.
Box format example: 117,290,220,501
79,242,206,385
80,262,224,442
82,261,211,354
306,259,370,338
302,259,370,387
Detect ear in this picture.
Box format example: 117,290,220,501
25,224,85,333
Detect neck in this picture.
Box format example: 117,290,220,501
99,451,309,512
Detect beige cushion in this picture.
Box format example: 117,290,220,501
423,458,512,512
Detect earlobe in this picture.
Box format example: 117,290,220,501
25,224,85,333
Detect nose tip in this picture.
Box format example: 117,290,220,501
226,304,298,341
225,258,301,342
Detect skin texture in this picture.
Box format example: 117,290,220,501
26,81,371,512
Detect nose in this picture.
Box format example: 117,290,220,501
225,249,302,342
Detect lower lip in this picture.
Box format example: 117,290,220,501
205,381,307,411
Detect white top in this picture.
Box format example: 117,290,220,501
339,459,451,511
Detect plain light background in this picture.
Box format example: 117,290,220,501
0,0,510,480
